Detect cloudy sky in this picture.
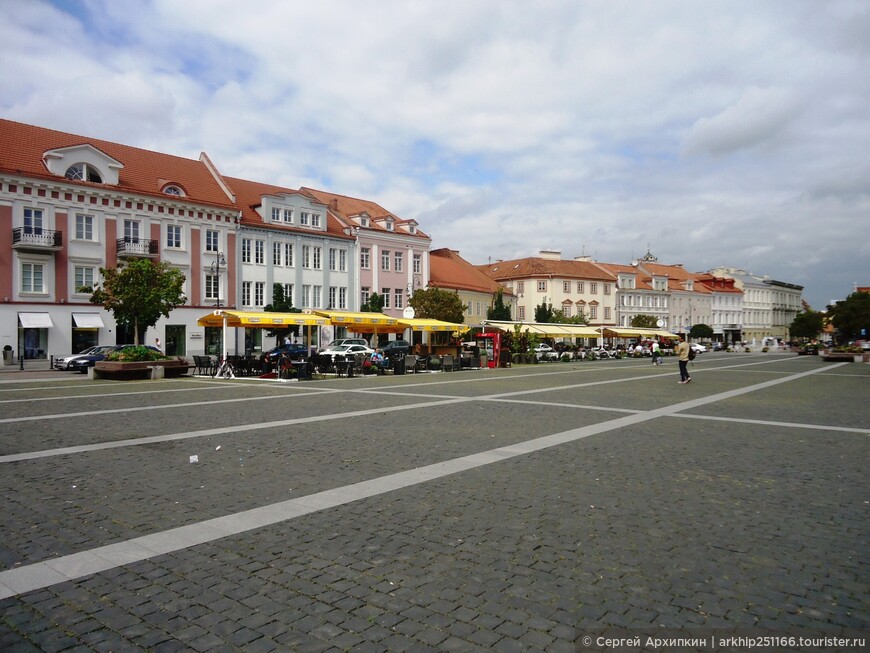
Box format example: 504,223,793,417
2,0,868,308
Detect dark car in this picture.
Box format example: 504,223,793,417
70,345,161,373
261,343,308,368
380,340,411,357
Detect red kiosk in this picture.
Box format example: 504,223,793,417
477,331,503,368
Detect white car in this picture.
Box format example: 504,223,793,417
533,344,559,360
53,345,101,370
320,344,375,360
690,343,707,354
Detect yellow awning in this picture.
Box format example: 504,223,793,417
603,327,679,339
483,321,600,337
397,318,470,332
197,310,328,328
312,310,403,333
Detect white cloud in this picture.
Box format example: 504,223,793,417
1,0,868,308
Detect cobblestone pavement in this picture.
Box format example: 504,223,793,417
0,354,867,652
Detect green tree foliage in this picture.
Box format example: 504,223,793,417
534,302,557,323
789,307,825,340
264,283,301,342
689,323,714,339
553,312,590,325
360,292,385,313
487,289,512,320
827,291,870,340
90,259,186,345
408,287,466,323
630,314,659,328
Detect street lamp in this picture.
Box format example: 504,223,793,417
210,252,227,307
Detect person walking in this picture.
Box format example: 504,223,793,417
675,334,692,383
651,340,661,365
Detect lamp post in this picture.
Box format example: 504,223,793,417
210,252,227,307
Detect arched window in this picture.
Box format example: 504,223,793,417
162,185,184,196
65,163,102,183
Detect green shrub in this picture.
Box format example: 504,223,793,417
107,346,166,362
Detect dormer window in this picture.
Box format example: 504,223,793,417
65,163,102,184
162,184,184,196
359,216,370,227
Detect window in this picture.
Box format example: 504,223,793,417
311,213,321,228
74,266,95,292
562,304,571,317
361,287,370,305
413,253,422,274
242,282,252,306
518,306,526,320
271,207,282,221
255,240,264,265
361,248,370,269
302,246,311,268
205,274,219,301
163,185,183,196
312,247,321,269
273,242,282,266
65,163,102,183
604,307,611,320
339,250,347,272
590,282,597,294
381,250,390,271
302,285,311,308
299,212,310,226
284,284,294,304
394,252,403,272
166,224,182,248
339,287,347,309
517,281,524,294
394,289,403,309
329,249,337,271
124,219,140,241
577,282,584,293
242,239,252,264
604,284,611,295
313,285,321,307
381,288,390,309
466,301,472,315
205,229,219,252
24,208,44,236
563,281,571,293
75,214,94,240
328,287,337,308
590,305,598,319
537,280,546,292
284,243,293,267
255,282,265,307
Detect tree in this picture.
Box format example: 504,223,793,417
689,323,714,339
534,302,557,323
264,283,301,344
408,287,466,323
487,289,512,321
789,307,825,340
90,259,186,345
631,314,658,328
827,291,870,341
360,292,385,313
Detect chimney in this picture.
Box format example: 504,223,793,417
539,249,561,260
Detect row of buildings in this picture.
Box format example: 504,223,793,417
1,119,802,360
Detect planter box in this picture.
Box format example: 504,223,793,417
93,359,191,380
819,351,859,363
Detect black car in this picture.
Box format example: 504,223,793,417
70,345,161,373
380,340,411,357
261,343,308,368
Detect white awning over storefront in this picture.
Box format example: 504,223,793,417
18,312,54,328
72,313,105,328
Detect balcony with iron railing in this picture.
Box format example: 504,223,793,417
12,227,63,251
117,237,159,257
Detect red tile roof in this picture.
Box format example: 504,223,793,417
300,187,430,240
0,119,236,209
479,256,616,282
429,249,513,295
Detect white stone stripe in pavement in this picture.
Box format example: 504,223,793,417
0,363,842,600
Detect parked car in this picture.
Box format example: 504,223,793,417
320,338,369,352
320,344,375,360
380,340,411,357
69,345,161,373
261,343,308,367
690,343,707,354
533,344,559,360
53,345,102,370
